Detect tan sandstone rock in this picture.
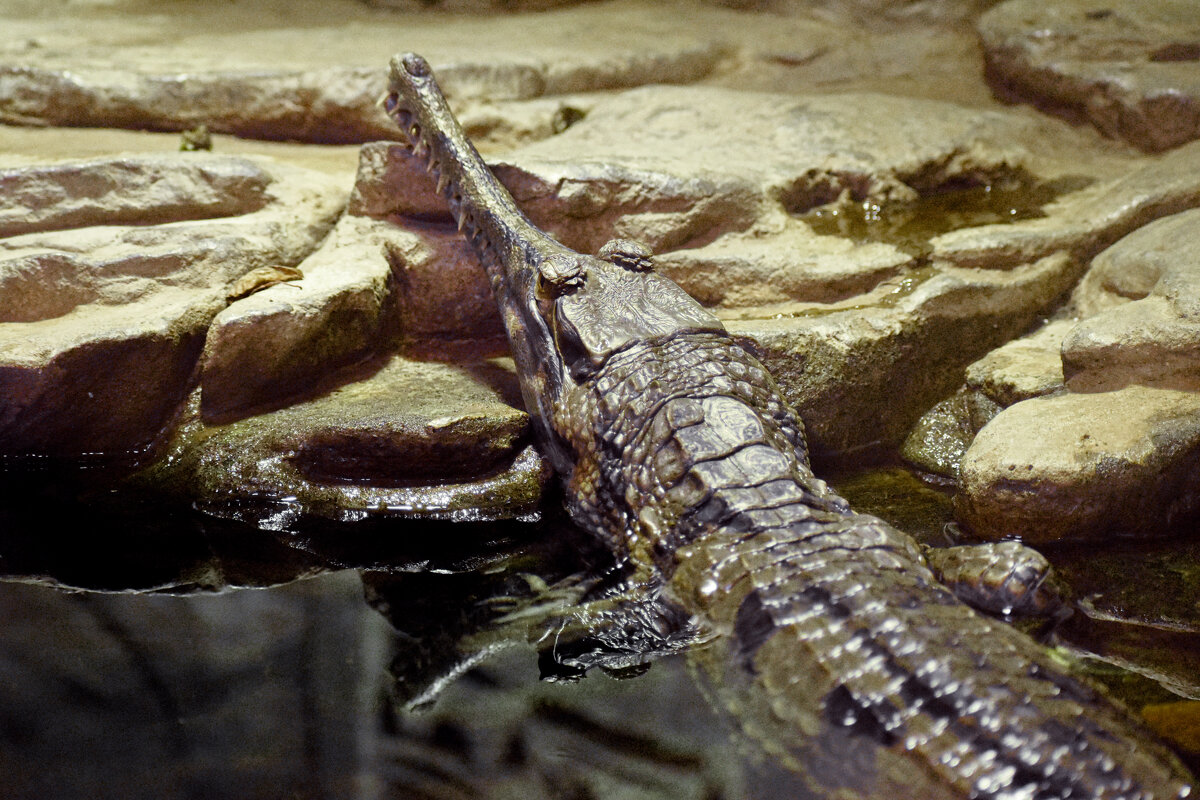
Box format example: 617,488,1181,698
357,82,1141,456
142,352,546,525
979,0,1200,152
932,140,1200,267
957,386,1200,542
1064,208,1200,391
965,318,1073,407
0,1,724,144
900,319,1071,479
0,154,345,461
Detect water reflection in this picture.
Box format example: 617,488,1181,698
0,572,384,800
0,570,786,800
1,468,1197,798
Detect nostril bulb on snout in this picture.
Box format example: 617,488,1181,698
402,53,430,78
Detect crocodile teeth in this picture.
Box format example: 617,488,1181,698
413,137,428,157
436,172,449,195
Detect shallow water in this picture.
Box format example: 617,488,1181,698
1,467,1197,799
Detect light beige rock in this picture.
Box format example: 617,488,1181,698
382,223,504,342
0,1,723,144
510,85,1046,211
1063,208,1200,390
964,318,1072,407
0,291,221,461
364,0,585,11
957,385,1200,542
0,155,271,238
708,0,996,24
900,319,1070,479
200,215,399,421
979,0,1200,152
355,83,1113,456
0,155,345,459
654,211,911,308
348,141,453,220
142,352,546,523
727,254,1083,457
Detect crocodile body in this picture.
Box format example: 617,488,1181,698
385,53,1194,799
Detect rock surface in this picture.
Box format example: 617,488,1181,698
1,0,1199,788
142,352,546,525
979,0,1200,152
964,319,1072,407
1065,208,1200,391
4,0,1200,537
0,154,345,461
361,83,1140,456
199,214,400,422
931,140,1200,268
956,386,1200,542
940,209,1200,540
0,1,735,144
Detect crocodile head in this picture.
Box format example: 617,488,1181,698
533,239,724,381
507,238,726,472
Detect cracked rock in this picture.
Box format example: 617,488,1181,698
0,154,345,461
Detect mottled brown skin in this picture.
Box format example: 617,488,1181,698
385,53,1195,800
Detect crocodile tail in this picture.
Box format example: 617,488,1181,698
679,516,1193,800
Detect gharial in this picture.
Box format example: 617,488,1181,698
384,52,1195,800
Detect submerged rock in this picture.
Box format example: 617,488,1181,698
979,0,1200,152
900,389,1001,480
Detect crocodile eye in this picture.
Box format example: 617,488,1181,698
537,254,587,295
598,238,654,272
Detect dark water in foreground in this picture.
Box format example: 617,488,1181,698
1,468,1197,799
